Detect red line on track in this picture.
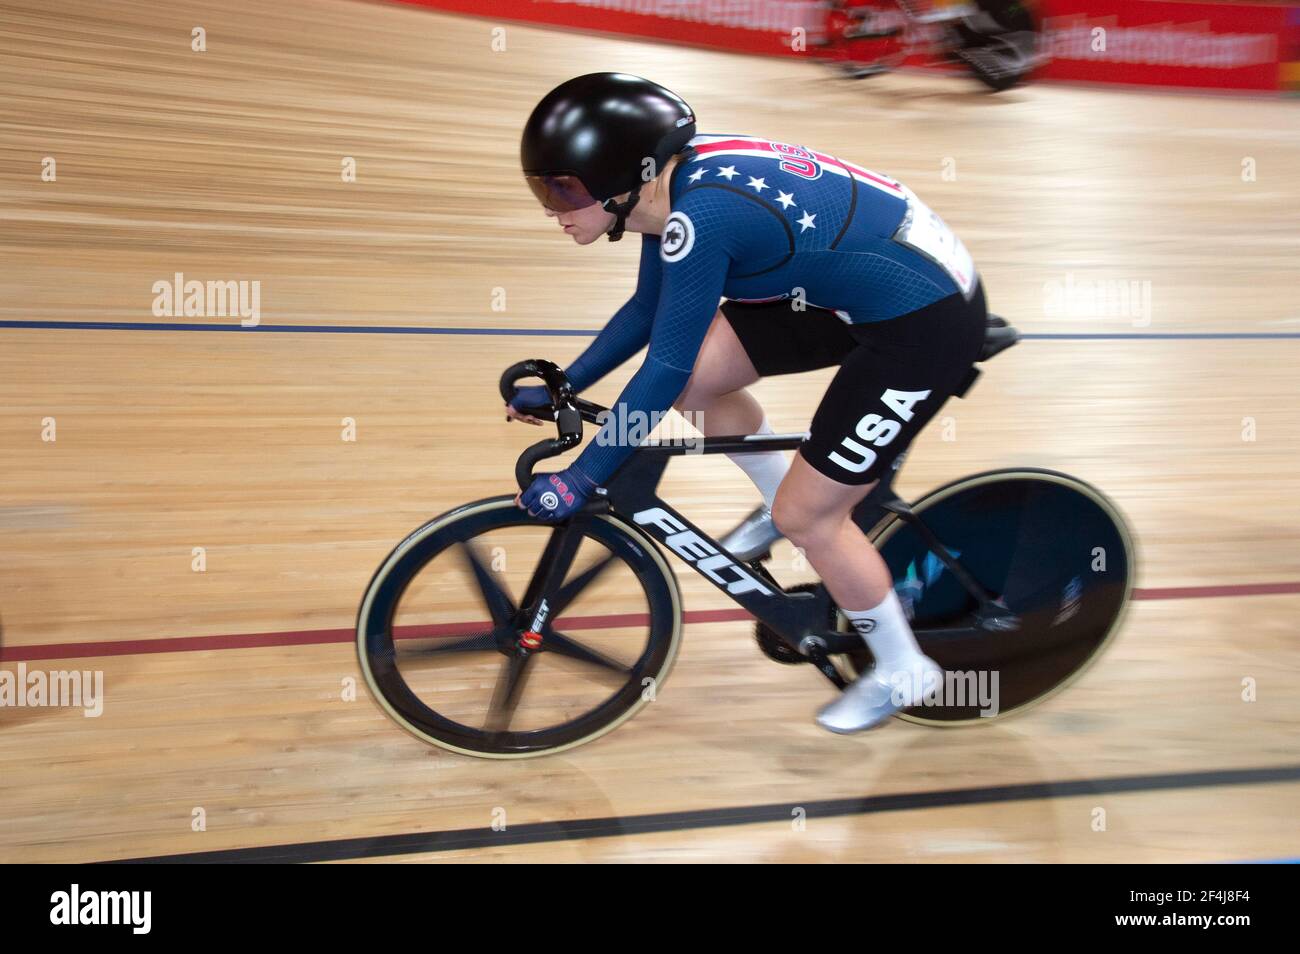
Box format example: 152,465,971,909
1,581,1297,663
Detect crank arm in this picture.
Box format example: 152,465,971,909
807,628,867,655
800,635,848,689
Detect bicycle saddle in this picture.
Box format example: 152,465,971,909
979,314,1019,362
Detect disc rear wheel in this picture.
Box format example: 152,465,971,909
840,469,1135,724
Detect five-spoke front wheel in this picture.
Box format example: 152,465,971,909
357,498,682,758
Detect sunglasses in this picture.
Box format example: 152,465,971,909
524,174,601,213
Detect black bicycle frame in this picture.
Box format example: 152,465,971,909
570,432,1007,687
500,359,1014,688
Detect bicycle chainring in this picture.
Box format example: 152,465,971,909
754,582,839,665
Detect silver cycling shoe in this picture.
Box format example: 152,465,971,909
815,656,945,734
719,504,784,562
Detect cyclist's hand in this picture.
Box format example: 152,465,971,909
515,466,598,521
505,384,551,426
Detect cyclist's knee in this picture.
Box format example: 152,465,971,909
672,377,698,408
674,364,728,412
672,377,706,412
772,478,873,549
770,494,799,543
772,490,830,548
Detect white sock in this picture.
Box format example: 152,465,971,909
725,416,789,509
842,590,929,677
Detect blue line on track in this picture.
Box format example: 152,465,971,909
3,319,1299,340
0,320,592,336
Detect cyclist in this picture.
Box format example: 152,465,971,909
509,73,986,733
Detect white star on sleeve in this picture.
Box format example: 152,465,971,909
716,165,739,181
746,176,768,193
797,210,817,232
775,190,796,209
687,166,707,183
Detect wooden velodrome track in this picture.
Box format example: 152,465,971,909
1,0,1298,863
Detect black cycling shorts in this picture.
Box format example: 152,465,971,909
720,282,987,485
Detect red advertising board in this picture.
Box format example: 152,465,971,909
390,0,1299,93
1038,0,1287,91
389,0,824,56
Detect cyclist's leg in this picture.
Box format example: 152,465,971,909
676,301,862,556
671,311,787,524
776,285,987,589
774,457,891,609
779,287,987,612
674,300,860,436
775,453,927,720
672,308,764,436
773,286,987,729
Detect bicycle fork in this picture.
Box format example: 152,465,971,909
514,514,590,652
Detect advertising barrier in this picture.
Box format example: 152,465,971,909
392,0,1300,93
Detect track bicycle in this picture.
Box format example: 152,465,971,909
815,0,1043,92
357,315,1134,758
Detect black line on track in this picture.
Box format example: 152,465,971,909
105,763,1300,864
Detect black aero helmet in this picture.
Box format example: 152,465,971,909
521,73,696,241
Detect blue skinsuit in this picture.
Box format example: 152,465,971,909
566,134,974,485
